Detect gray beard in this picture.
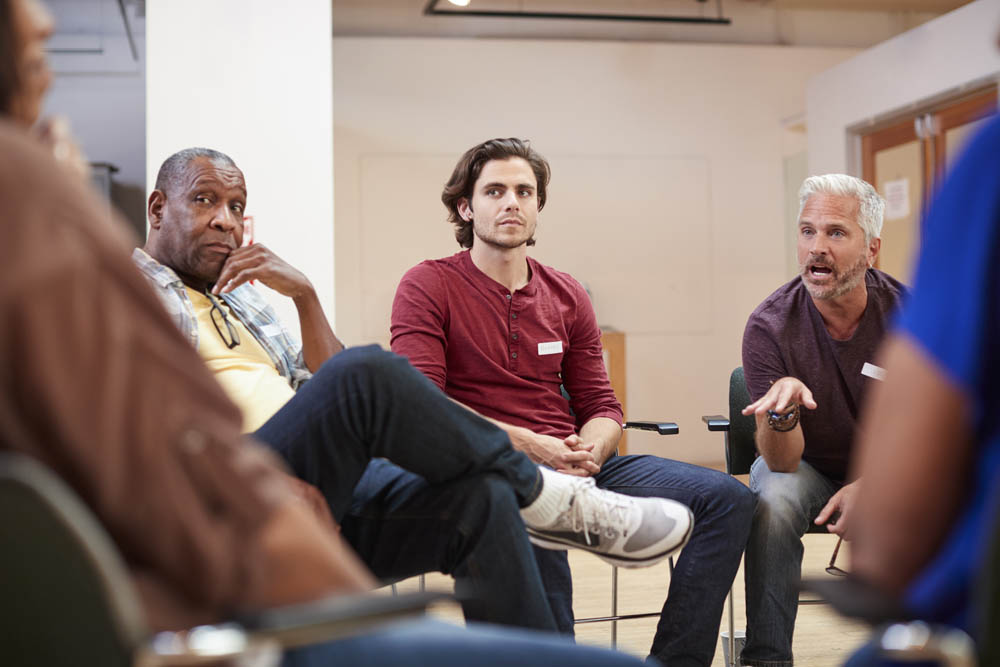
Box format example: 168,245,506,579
801,254,869,301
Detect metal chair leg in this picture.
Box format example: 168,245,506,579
611,565,619,647
727,584,736,667
574,557,673,639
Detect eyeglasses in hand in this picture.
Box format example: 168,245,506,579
825,536,848,577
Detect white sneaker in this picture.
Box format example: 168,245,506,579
522,473,694,569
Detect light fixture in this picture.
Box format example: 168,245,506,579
425,0,731,24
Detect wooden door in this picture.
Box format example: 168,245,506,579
861,86,996,283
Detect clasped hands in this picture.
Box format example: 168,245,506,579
531,432,601,477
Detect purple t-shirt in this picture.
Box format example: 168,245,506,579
742,269,905,482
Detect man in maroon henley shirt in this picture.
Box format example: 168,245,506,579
391,137,755,667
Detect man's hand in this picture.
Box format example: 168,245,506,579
213,244,343,371
214,244,313,298
814,479,859,538
742,376,818,417
517,430,601,477
744,376,817,472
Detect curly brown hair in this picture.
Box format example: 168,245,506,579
441,138,551,249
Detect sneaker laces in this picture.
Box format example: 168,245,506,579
561,477,634,545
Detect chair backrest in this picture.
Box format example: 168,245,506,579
726,367,758,476
0,453,148,667
975,498,1000,664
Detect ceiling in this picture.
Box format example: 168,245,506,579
42,0,977,52
333,0,976,47
46,0,144,56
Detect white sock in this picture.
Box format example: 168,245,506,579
520,467,577,527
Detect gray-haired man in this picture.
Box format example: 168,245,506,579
738,175,906,665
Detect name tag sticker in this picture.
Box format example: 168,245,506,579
861,362,887,381
538,341,563,356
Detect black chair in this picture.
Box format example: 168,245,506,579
0,452,446,667
572,420,679,648
800,578,976,665
799,492,1000,666
702,366,842,666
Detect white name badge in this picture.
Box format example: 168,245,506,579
538,341,563,356
861,362,887,381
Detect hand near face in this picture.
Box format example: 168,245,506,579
212,244,313,298
742,376,818,417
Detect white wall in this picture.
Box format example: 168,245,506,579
807,0,1000,175
146,0,335,331
333,37,854,465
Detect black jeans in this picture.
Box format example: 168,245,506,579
253,345,556,630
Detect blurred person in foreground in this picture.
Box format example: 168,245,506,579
0,1,654,664
846,112,1000,664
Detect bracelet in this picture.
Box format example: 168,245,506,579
767,404,800,432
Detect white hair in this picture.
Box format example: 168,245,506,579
797,174,885,244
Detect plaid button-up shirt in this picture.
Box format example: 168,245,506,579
132,248,312,391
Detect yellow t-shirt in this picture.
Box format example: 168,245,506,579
186,287,296,433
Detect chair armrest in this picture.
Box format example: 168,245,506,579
141,590,452,665
623,421,678,436
235,590,452,648
799,576,911,626
801,578,976,666
701,415,729,432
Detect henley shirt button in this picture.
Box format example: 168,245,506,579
511,352,518,359
505,294,512,300
511,313,518,319
512,333,518,340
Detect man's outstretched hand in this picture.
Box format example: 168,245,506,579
742,376,818,417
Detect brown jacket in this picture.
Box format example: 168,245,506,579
0,121,365,630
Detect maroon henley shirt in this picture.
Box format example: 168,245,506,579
391,251,622,438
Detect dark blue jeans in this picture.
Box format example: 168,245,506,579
533,455,754,667
742,457,841,666
284,619,653,666
253,345,555,630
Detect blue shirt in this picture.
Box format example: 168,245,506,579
897,113,1000,629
